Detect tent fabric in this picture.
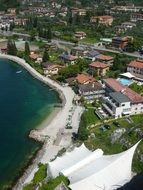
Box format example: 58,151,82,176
47,144,92,177
69,141,140,190
61,149,103,177
47,141,140,190
120,72,135,79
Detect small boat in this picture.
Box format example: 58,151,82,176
16,70,22,74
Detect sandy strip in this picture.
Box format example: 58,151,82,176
0,54,83,190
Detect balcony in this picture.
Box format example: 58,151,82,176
102,103,115,116
102,96,118,108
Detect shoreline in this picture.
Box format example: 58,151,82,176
0,54,80,190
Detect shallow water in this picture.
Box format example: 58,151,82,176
0,59,60,189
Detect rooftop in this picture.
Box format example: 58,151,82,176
91,15,113,19
30,53,40,60
97,54,114,61
79,82,103,93
128,59,143,69
42,64,63,70
60,54,78,61
90,61,109,69
104,78,143,103
109,92,130,103
76,74,95,84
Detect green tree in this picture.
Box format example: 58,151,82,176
30,30,36,41
7,39,17,55
42,49,49,62
25,41,30,57
47,28,52,42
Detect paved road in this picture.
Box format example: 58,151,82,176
1,30,143,59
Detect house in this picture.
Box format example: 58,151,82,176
111,5,143,13
79,82,105,101
42,64,63,76
60,53,78,65
7,8,16,15
74,32,86,40
102,92,131,118
131,13,143,22
127,59,143,79
14,18,27,26
103,78,143,115
90,16,113,26
30,52,42,63
0,22,10,30
121,22,136,29
76,74,95,84
71,46,88,57
112,37,129,49
71,8,86,16
89,61,109,76
114,25,126,34
0,48,7,54
65,77,76,86
85,50,100,61
96,54,114,65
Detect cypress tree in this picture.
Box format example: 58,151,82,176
13,42,17,56
47,28,52,42
25,41,30,57
42,49,49,62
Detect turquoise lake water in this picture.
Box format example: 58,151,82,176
0,59,60,189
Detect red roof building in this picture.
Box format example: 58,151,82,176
127,59,143,79
76,74,95,84
103,78,143,104
96,54,114,65
89,61,109,76
90,16,113,26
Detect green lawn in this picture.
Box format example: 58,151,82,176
78,114,143,173
23,163,47,190
83,108,101,126
129,83,143,95
33,163,47,184
39,175,69,190
80,37,98,44
23,164,69,190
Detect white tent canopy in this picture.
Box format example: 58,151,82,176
120,72,135,79
47,141,141,190
47,144,92,177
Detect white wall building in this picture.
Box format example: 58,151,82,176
102,92,131,118
0,22,10,30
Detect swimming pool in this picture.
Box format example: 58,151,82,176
118,78,132,86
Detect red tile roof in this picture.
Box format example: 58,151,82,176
97,54,114,61
76,74,95,84
104,78,143,103
128,59,143,69
30,53,40,60
104,78,123,92
90,61,109,69
47,64,63,70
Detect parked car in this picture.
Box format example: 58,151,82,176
104,124,110,129
113,121,120,127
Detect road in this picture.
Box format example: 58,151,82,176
52,39,143,59
0,30,143,59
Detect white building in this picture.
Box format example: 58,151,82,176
0,22,10,30
47,142,140,190
102,92,131,118
103,78,143,116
